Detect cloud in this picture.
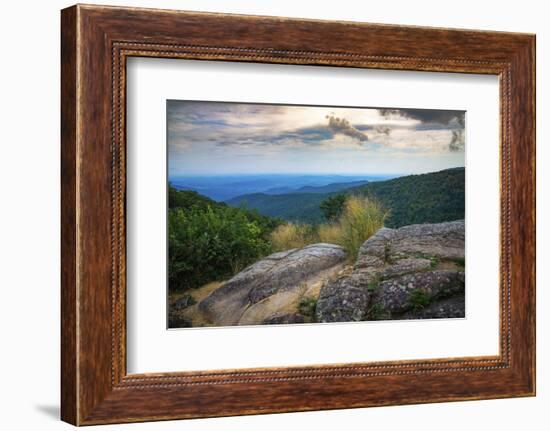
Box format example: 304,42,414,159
325,114,368,143
449,130,465,152
378,108,465,152
167,100,465,159
374,125,391,136
378,108,465,126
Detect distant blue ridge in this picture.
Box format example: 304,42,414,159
169,173,397,202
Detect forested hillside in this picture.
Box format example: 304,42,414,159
227,168,465,227
227,192,328,224
168,186,281,291
350,167,465,227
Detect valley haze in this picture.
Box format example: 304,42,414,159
168,173,398,202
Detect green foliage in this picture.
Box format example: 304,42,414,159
298,296,317,317
408,289,431,311
168,185,219,210
367,280,380,293
227,192,328,224
452,257,465,267
320,194,346,221
366,303,388,320
168,186,280,292
429,256,440,269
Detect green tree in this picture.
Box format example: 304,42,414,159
320,194,346,221
167,187,281,292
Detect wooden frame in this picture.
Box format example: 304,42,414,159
61,4,535,426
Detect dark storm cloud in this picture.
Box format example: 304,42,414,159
449,130,465,152
325,114,368,143
378,108,465,126
378,108,465,151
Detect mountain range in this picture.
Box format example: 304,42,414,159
169,174,392,202
227,167,465,227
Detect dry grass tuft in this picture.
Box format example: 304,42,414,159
270,223,318,252
271,196,388,260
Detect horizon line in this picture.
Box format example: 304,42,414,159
168,166,464,178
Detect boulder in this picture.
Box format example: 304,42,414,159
355,227,396,269
316,221,465,322
316,271,372,322
374,270,465,315
198,243,347,326
388,220,465,261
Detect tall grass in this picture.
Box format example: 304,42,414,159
271,196,388,260
337,196,388,259
317,223,342,245
270,223,318,252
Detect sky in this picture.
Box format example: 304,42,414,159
167,100,465,176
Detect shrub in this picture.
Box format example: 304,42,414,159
336,196,388,260
270,223,318,252
168,205,272,292
319,198,387,256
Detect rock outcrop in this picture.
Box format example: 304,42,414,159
198,243,347,326
181,220,465,327
315,272,371,322
375,270,464,315
316,220,465,322
402,294,466,319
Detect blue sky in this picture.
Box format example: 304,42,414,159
167,100,465,176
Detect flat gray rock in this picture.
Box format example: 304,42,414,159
198,243,347,326
389,220,465,261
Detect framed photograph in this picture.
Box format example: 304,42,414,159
61,4,536,425
165,100,467,330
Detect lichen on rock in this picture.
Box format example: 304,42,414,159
315,220,465,322
198,243,347,326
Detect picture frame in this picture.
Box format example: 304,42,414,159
61,4,535,425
